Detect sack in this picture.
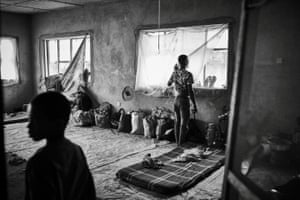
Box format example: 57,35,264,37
73,91,93,111
117,108,132,133
156,118,174,141
45,74,63,91
130,111,144,135
94,102,112,128
110,109,122,129
143,115,156,138
187,114,205,143
151,106,174,119
72,110,94,126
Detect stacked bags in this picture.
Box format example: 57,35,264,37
130,111,145,135
72,110,94,126
71,89,94,126
117,108,132,132
116,109,145,135
71,101,175,143
116,107,175,142
151,107,175,141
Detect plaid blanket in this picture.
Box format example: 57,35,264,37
116,147,225,195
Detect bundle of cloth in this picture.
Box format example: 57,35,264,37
142,153,164,169
171,147,213,162
69,86,114,128
151,107,175,141
94,102,113,128
70,86,95,126
151,106,175,120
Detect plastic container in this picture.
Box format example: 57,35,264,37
206,123,216,147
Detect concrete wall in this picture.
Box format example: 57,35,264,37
32,0,242,124
1,12,34,113
232,0,300,169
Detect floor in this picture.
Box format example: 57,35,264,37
5,122,224,200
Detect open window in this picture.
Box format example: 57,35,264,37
135,23,229,95
0,37,19,86
43,33,91,82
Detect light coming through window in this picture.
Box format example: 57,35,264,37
0,37,19,86
44,34,91,77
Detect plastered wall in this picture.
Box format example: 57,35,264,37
1,12,34,113
31,0,242,125
232,0,300,170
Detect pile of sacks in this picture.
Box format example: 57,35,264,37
116,106,175,141
71,101,113,128
70,92,175,142
70,88,113,128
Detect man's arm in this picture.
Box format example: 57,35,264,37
188,84,197,113
187,73,197,113
167,74,173,87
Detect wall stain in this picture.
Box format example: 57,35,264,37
111,48,123,68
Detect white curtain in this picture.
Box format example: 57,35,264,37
135,24,228,93
0,37,19,82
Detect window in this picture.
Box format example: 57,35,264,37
135,24,229,93
0,37,19,86
43,34,91,78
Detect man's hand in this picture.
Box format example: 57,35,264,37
191,105,197,114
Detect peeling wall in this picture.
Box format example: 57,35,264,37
32,0,242,124
1,12,34,113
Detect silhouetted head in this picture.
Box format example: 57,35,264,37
178,54,189,69
27,91,71,141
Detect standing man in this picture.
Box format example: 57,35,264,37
25,91,96,200
168,55,197,146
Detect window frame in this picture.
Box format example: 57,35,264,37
39,30,94,86
0,35,20,87
134,18,234,95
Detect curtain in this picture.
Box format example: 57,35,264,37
61,37,86,99
135,24,228,95
0,37,19,83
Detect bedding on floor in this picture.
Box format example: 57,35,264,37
116,146,225,196
5,122,225,200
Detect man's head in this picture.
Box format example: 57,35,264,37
178,54,189,69
27,91,71,141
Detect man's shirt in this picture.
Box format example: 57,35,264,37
25,138,96,200
168,69,194,97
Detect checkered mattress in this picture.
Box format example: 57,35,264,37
116,147,225,195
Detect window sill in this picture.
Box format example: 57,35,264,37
194,87,228,97
2,81,20,88
135,87,228,98
135,88,173,98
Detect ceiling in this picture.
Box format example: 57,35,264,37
0,0,121,14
